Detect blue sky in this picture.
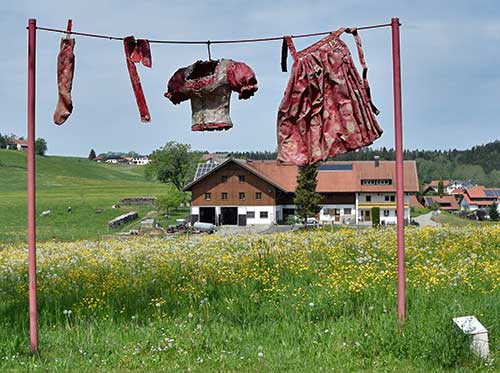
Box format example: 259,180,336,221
1,0,499,156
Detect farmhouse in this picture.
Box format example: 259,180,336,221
184,159,419,226
131,155,150,165
6,139,28,151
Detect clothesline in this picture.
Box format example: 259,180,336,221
34,22,393,44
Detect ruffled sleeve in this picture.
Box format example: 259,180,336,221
164,68,188,104
226,60,258,100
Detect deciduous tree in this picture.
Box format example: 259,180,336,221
146,141,200,191
35,138,47,156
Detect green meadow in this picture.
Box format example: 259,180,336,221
0,150,178,242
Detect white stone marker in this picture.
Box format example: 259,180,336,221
452,316,489,359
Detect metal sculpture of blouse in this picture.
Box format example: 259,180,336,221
165,59,258,131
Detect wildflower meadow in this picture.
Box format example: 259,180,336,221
0,226,499,371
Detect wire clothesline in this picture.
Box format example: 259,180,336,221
34,22,394,44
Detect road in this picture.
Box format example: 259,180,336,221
413,212,441,227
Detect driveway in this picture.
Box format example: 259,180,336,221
413,212,441,227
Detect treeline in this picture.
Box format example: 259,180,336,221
225,140,500,187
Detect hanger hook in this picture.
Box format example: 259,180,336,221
207,40,212,60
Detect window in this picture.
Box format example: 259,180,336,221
385,195,390,202
366,195,371,202
384,210,390,217
323,208,331,215
247,211,255,219
239,192,246,200
221,192,228,200
260,211,269,219
344,208,352,215
239,175,246,183
361,179,393,186
255,192,262,200
221,175,228,183
390,195,395,202
204,192,211,201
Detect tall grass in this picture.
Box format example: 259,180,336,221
1,226,498,371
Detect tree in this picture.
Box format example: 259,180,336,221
489,203,499,221
437,179,444,197
294,163,322,225
157,184,185,214
0,133,6,149
35,138,47,156
146,141,199,191
88,149,97,160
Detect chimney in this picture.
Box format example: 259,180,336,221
374,155,380,167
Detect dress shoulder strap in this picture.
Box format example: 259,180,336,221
343,28,380,115
281,35,297,72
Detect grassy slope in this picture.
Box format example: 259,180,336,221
0,150,176,242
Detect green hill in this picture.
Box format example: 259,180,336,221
0,150,173,242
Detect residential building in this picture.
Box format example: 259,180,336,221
409,195,424,209
6,139,28,151
423,195,460,212
184,159,419,226
460,186,500,211
131,155,150,165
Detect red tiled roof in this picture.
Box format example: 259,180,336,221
465,186,488,199
450,188,465,195
7,139,28,146
462,193,497,206
186,159,419,193
409,195,424,209
428,180,450,187
423,195,459,210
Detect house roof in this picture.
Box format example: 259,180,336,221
185,159,419,193
462,193,498,206
450,188,465,195
423,195,459,210
409,195,424,209
428,180,450,187
8,139,28,146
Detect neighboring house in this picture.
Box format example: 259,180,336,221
409,195,424,209
184,159,419,226
106,157,119,164
201,154,227,163
460,186,500,211
423,195,460,212
6,139,28,151
450,187,465,204
131,155,150,165
423,179,473,195
121,156,134,164
93,156,104,162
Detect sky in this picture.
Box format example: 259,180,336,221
1,0,500,157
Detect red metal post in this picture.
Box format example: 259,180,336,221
27,18,38,353
391,17,405,323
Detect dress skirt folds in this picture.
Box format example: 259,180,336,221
277,28,383,165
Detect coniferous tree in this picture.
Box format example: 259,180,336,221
438,179,444,197
489,203,499,221
88,149,97,160
294,163,322,225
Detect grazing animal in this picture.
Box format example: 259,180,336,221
40,210,51,217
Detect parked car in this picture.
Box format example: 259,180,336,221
305,217,319,227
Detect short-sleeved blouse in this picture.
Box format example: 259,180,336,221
165,59,258,131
